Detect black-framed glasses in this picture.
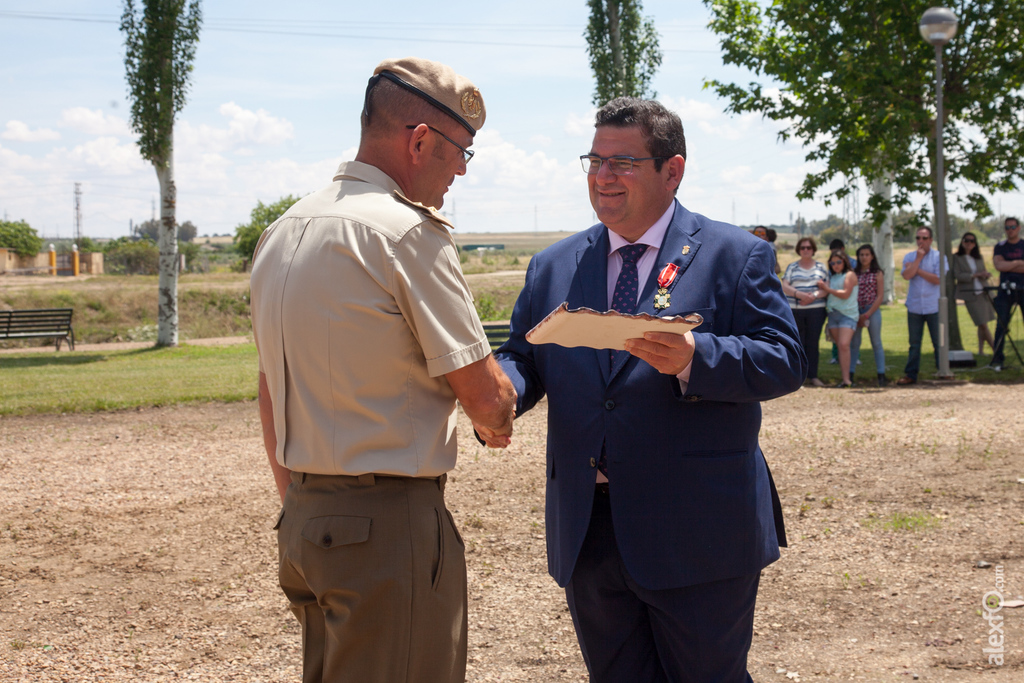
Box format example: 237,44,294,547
1006,223,1020,230
915,235,931,241
406,124,474,163
580,155,667,176
798,245,814,251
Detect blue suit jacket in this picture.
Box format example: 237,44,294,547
496,202,806,590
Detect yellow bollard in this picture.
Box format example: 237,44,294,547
72,244,80,277
49,244,56,276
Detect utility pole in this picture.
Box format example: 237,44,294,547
74,182,83,243
151,196,156,222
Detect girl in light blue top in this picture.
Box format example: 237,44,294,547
817,249,859,387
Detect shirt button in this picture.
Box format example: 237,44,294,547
322,534,333,548
589,457,596,468
604,400,615,410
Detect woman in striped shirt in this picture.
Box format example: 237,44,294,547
781,236,829,387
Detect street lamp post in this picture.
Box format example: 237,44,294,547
920,6,958,379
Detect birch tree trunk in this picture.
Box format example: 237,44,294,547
870,175,896,304
155,129,178,347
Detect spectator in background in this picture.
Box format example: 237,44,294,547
781,236,829,387
991,217,1024,371
897,226,946,385
753,225,780,275
766,228,781,275
850,244,887,386
826,238,857,366
953,232,996,357
817,249,859,387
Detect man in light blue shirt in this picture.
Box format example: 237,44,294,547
897,226,947,385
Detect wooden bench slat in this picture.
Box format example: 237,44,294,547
0,308,75,351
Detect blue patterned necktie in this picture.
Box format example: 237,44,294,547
609,243,648,365
600,243,647,479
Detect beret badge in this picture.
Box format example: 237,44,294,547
461,89,483,119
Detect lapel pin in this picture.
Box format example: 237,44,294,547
682,245,691,255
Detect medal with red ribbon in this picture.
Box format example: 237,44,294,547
653,263,679,310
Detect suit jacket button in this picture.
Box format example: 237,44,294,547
322,534,333,547
589,457,596,468
683,395,702,402
604,400,615,410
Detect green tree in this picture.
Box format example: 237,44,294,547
584,0,662,105
234,195,301,261
103,237,160,275
0,219,44,258
178,220,197,242
121,0,202,346
704,0,1024,351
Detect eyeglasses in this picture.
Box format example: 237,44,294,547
580,155,668,176
1007,224,1020,231
798,245,814,251
915,235,931,241
829,260,844,266
406,124,474,163
962,238,976,243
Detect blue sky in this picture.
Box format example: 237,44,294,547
1,1,1020,239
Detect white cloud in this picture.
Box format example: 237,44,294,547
59,108,130,137
564,109,598,137
179,103,294,155
61,137,149,175
2,120,60,142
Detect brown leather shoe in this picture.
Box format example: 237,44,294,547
896,376,916,385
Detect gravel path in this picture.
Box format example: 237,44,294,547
1,382,1022,681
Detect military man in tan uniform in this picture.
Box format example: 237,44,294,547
250,57,516,683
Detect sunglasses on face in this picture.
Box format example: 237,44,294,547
1007,224,1020,231
799,245,813,251
916,236,931,241
829,260,844,266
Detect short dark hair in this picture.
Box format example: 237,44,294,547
360,77,452,140
595,97,686,172
1006,216,1020,227
765,228,777,243
828,238,845,251
917,226,933,238
795,236,817,254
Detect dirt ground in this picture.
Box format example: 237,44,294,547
1,381,1022,682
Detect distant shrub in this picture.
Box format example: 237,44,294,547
104,238,159,275
0,219,44,257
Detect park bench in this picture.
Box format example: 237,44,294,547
0,308,75,351
482,321,511,350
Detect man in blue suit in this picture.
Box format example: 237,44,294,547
485,98,806,682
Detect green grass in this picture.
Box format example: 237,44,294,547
864,511,942,532
813,302,1023,384
0,343,259,415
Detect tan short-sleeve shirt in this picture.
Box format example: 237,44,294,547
250,161,489,477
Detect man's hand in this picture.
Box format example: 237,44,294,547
624,330,695,376
447,355,517,449
472,417,515,449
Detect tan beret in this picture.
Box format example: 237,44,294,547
370,57,485,137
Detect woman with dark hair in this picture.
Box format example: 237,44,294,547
817,249,858,387
849,244,887,386
953,232,996,355
781,236,829,386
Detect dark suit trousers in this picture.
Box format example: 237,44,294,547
565,486,759,683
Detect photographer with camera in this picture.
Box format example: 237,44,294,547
991,217,1024,371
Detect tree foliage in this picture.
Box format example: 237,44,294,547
121,0,202,346
0,220,44,258
584,0,663,105
121,0,202,167
135,218,196,242
103,237,160,275
234,195,301,261
703,0,1024,226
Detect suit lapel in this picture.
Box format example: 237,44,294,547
609,202,702,383
574,228,612,384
